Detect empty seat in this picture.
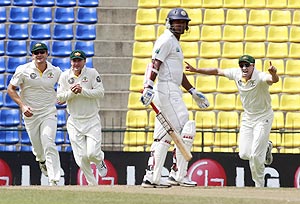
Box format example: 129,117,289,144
134,25,156,41
30,24,51,40
223,0,244,8
203,9,224,25
34,0,54,6
215,93,236,110
54,8,75,24
51,41,72,57
285,60,300,76
8,24,28,40
195,75,216,93
217,77,238,93
5,74,13,90
288,0,300,8
156,25,166,38
136,8,157,25
158,8,171,24
6,57,27,73
0,145,18,151
225,9,247,25
222,42,243,58
180,25,200,42
0,41,4,56
57,109,67,127
77,8,97,24
270,10,291,25
12,0,32,6
200,25,222,41
32,7,52,23
282,77,300,93
198,58,219,68
222,25,244,42
85,58,93,68
133,42,153,58
266,0,287,8
6,41,27,57
266,43,288,58
245,0,266,8
51,58,71,72
289,43,300,59
182,92,193,110
217,111,239,129
129,75,144,92
123,129,147,146
74,41,94,57
202,0,223,8
289,26,300,43
272,111,284,129
214,132,237,147
285,112,300,129
199,42,221,58
131,58,149,75
0,90,3,105
248,10,269,25
220,59,238,69
281,133,300,149
21,130,31,144
3,92,18,108
53,24,74,40
160,0,180,8
127,92,147,110
245,26,266,42
244,42,265,58
9,7,29,23
292,10,300,25
269,77,282,93
0,0,10,6
0,131,19,144
279,94,300,111
0,58,5,73
126,110,148,128
0,24,5,40
185,8,202,25
0,7,6,23
267,26,288,42
123,145,145,152
75,24,96,40
269,132,282,147
181,0,202,8
78,0,98,7
56,0,76,7
138,0,159,8
180,42,199,58
194,132,214,147
0,109,20,127
195,111,216,129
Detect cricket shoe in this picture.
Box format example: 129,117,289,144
141,170,171,188
167,170,197,187
97,160,108,177
49,180,58,186
39,161,48,177
265,141,273,165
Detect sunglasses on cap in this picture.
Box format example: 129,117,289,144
33,50,46,55
239,63,251,68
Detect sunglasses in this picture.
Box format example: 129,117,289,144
239,63,251,68
33,50,46,55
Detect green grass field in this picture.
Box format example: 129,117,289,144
0,186,299,204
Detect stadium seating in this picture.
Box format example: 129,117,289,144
216,111,239,129
8,24,28,40
222,42,243,59
78,0,99,7
136,8,157,25
54,8,75,24
131,58,149,75
51,58,71,72
185,8,202,25
289,43,300,59
180,25,200,42
127,92,147,110
202,0,223,8
244,42,266,59
6,57,26,73
267,26,289,42
245,26,266,42
158,8,171,24
285,60,300,76
195,75,216,93
53,24,74,40
289,26,300,43
266,43,288,58
138,0,159,8
180,42,199,58
225,9,247,25
12,0,32,6
6,41,27,57
0,24,5,40
51,41,72,57
0,57,5,73
123,129,147,146
57,109,67,127
32,7,52,23
133,42,153,58
160,0,180,8
56,0,76,7
74,41,95,57
223,0,244,8
266,0,288,9
272,111,284,129
0,109,20,127
0,7,6,23
248,10,270,25
263,59,285,75
199,42,221,58
222,25,244,42
129,75,144,92
181,0,201,8
0,41,4,56
220,59,237,69
77,8,97,24
279,94,300,111
21,131,31,144
215,93,236,111
126,110,148,128
288,0,300,8
0,0,10,6
0,92,3,107
200,25,222,42
0,130,19,144
9,7,29,23
76,24,96,40
203,9,224,25
216,77,238,93
30,24,51,40
214,132,238,147
134,25,156,41
292,10,300,25
269,77,282,93
34,0,55,6
3,92,18,108
270,10,291,25
282,77,300,93
195,111,216,129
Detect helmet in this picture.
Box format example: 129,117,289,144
166,8,191,33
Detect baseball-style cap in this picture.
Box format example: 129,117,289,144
70,50,86,60
31,42,48,52
238,55,255,64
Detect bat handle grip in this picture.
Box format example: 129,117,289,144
150,102,160,114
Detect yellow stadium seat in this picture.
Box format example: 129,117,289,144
245,26,266,42
282,77,300,94
195,111,216,129
192,93,214,111
182,92,193,110
235,94,243,111
181,75,195,93
289,43,300,59
269,132,282,147
248,10,270,25
131,58,149,75
213,146,236,152
222,42,243,59
217,77,238,93
160,0,181,8
202,0,223,8
270,10,291,26
289,26,300,43
266,43,288,59
134,25,156,41
192,146,213,152
222,25,244,42
271,94,279,111
181,0,202,8
157,25,166,38
244,42,266,58
263,59,285,75
215,93,236,111
146,130,154,145
223,0,244,8
185,8,202,25
253,59,263,71
244,0,266,8
123,145,145,152
272,111,284,129
200,25,222,41
203,9,225,25
269,77,282,94
127,92,147,110
225,9,247,25
287,0,300,8
133,41,153,58
198,58,219,68
181,25,200,42
292,10,300,25
279,94,300,111
126,110,148,128
280,147,300,154
267,26,288,42
138,0,159,8
214,132,238,147
200,42,221,58
180,41,199,58
266,0,287,8
195,75,216,93
148,110,156,128
217,111,239,129
123,129,147,146
281,133,300,148
183,58,197,75
129,75,144,92
220,59,238,69
136,8,157,25
194,132,214,147
158,8,171,24
285,60,300,76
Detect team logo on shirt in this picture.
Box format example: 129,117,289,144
82,76,88,82
96,76,101,82
30,73,37,79
176,47,180,52
68,77,75,84
238,79,256,87
47,72,54,78
155,49,160,54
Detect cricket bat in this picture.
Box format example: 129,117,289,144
150,102,193,161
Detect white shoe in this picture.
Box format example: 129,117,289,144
167,170,196,187
39,161,48,177
97,160,108,177
49,180,58,186
265,141,273,165
141,170,171,188
167,170,179,186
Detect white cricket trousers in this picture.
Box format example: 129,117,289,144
238,110,273,187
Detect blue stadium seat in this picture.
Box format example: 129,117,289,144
5,74,18,90
0,24,6,40
0,7,6,23
21,131,31,144
0,131,19,144
0,0,10,6
78,0,99,7
54,8,75,24
20,145,32,151
34,0,54,6
30,24,51,40
55,130,65,144
86,58,94,68
51,57,71,72
0,145,18,151
3,92,19,108
0,92,3,107
65,133,70,144
74,41,95,57
8,24,28,40
0,74,4,91
32,7,52,23
76,8,97,24
57,109,67,127
7,57,27,73
12,0,32,6
0,57,5,73
75,24,96,40
0,41,4,56
53,24,74,40
9,7,29,23
0,109,21,127
6,41,27,56
56,0,76,7
51,41,72,57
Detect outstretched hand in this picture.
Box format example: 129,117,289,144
185,61,197,73
268,61,277,75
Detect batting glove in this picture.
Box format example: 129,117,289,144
188,87,209,109
141,87,154,106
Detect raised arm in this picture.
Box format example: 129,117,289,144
267,61,279,85
185,61,225,76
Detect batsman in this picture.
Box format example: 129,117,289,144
140,8,209,188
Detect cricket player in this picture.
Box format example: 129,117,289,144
185,55,278,187
57,50,107,185
140,8,209,188
7,42,62,186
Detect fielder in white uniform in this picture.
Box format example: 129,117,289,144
141,8,209,188
185,55,278,187
57,50,107,185
7,42,62,186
